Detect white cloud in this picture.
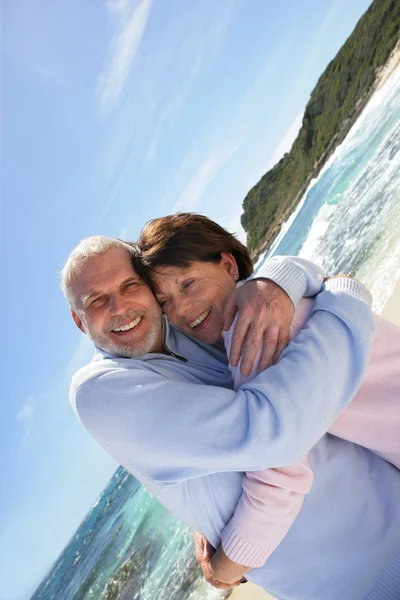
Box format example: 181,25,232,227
268,110,303,168
165,57,285,214
92,2,237,225
106,0,131,15
312,0,348,58
117,226,130,240
17,397,35,425
96,0,152,113
142,91,187,168
16,397,36,452
291,0,348,90
14,337,96,466
171,143,241,213
226,209,247,244
6,3,73,94
63,335,95,382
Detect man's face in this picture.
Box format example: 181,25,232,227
70,247,163,357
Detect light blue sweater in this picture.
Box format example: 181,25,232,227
70,257,400,599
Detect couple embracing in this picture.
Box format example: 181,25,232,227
62,213,400,600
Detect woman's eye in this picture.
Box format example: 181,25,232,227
124,281,137,290
183,280,194,290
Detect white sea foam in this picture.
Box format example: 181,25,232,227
297,66,400,311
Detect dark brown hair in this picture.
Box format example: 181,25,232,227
117,239,147,279
138,213,254,280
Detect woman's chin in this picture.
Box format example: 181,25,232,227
191,328,222,345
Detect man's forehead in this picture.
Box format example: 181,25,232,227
73,249,139,296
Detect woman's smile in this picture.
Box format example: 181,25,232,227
152,256,238,344
187,307,212,330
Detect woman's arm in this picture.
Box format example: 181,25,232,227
214,460,313,580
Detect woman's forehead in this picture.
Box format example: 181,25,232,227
152,262,212,291
152,261,225,292
153,264,193,280
152,265,190,290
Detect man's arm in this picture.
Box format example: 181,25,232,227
71,280,375,485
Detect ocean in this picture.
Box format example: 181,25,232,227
31,66,400,600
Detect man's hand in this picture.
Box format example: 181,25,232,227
223,279,294,376
193,531,241,590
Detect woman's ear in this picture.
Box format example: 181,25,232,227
220,252,239,280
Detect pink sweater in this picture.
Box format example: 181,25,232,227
221,297,400,568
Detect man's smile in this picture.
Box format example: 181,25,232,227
112,316,143,333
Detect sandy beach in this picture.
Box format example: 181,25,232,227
229,278,400,600
374,41,400,91
380,279,400,326
228,580,275,600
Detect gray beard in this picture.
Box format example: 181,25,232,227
87,308,162,358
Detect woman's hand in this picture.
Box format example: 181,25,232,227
223,279,294,376
210,545,250,585
193,531,242,590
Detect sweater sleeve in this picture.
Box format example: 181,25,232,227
221,458,313,567
252,255,372,309
251,255,325,307
71,280,375,486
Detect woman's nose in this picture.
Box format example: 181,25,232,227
173,296,190,319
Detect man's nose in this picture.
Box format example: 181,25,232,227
109,293,128,315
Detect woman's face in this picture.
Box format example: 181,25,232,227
152,253,238,344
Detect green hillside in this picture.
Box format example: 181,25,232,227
241,0,400,258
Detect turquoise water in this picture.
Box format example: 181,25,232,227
32,467,222,600
31,67,400,600
260,66,400,313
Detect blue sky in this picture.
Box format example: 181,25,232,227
2,0,373,597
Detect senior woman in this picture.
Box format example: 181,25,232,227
138,212,400,595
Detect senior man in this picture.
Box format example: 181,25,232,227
63,235,400,600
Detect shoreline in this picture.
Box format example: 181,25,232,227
229,280,400,600
250,42,400,263
374,41,400,92
380,279,400,326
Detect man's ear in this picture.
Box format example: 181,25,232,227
220,252,239,279
71,309,86,334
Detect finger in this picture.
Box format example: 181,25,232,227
229,318,251,367
272,331,290,365
222,292,238,332
195,547,203,565
206,576,236,590
239,325,265,377
257,324,280,372
209,574,243,587
204,540,215,561
201,563,232,589
194,532,203,563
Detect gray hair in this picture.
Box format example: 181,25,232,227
61,236,140,309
